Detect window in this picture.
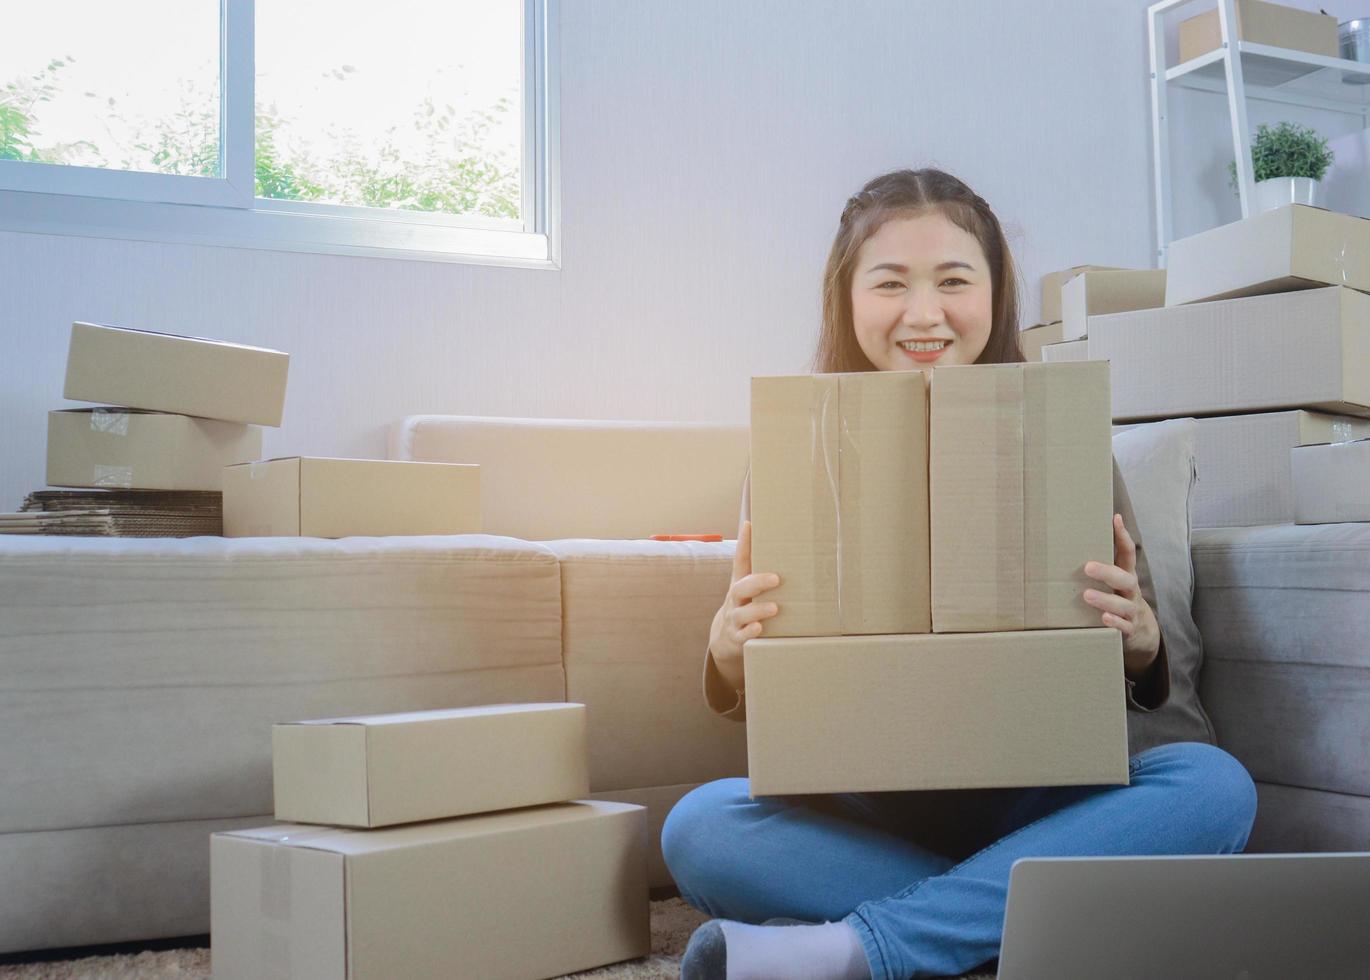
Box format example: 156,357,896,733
0,0,558,267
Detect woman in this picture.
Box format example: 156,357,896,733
663,169,1257,980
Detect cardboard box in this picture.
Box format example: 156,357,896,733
46,408,261,491
1061,269,1167,341
930,362,1113,632
273,703,589,828
1292,439,1370,524
64,322,290,426
1178,0,1338,64
1041,265,1120,324
1018,322,1064,362
211,801,650,980
1165,205,1370,307
1041,339,1090,363
1116,411,1370,527
1092,286,1370,423
750,372,930,637
743,629,1129,795
223,456,481,537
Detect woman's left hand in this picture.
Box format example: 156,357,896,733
1083,513,1161,674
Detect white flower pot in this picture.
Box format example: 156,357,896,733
1252,176,1321,213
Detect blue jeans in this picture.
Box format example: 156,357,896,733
662,741,1257,979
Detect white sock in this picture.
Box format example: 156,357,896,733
718,919,871,980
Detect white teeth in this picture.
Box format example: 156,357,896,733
899,340,949,352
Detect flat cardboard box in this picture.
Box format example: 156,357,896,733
223,456,481,537
1178,0,1338,64
211,801,650,980
1018,321,1064,362
1292,439,1370,524
1165,205,1370,307
1041,339,1091,363
1116,411,1370,528
1061,269,1167,341
743,629,1129,795
273,703,589,828
930,362,1113,632
64,322,290,426
1092,286,1370,422
1041,265,1119,324
46,409,261,491
750,372,930,637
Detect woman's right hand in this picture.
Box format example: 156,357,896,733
709,520,781,692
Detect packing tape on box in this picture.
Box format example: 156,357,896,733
92,464,134,488
259,847,293,980
249,460,270,479
997,368,1026,630
1332,419,1355,444
837,383,860,632
819,380,842,630
90,409,130,435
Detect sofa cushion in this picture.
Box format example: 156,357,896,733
1246,782,1370,853
547,538,747,792
1194,522,1370,797
0,534,565,834
391,415,750,540
1111,419,1218,750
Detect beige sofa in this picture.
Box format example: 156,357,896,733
0,416,749,954
4,414,1367,955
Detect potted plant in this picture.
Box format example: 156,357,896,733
1227,122,1335,212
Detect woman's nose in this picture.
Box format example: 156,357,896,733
902,288,944,328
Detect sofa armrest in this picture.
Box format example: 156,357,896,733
544,538,746,792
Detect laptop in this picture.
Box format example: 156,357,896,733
997,854,1370,980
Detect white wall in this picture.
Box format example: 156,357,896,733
1,1,1189,510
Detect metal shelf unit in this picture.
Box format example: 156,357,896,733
1148,0,1370,265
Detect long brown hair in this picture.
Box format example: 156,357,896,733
812,168,1024,372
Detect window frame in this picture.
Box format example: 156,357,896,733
0,0,559,269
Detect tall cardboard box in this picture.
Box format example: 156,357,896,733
64,322,290,426
1165,206,1370,307
223,457,481,537
1292,439,1370,524
1018,321,1064,362
750,371,930,637
1041,265,1119,324
930,361,1113,632
211,801,650,980
1116,411,1370,528
46,409,261,491
743,629,1129,795
1092,286,1370,423
1060,269,1167,341
1177,0,1338,64
273,704,589,828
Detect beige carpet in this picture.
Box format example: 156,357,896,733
0,899,994,979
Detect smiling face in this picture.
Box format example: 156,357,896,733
850,210,994,372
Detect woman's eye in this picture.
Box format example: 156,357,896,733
941,277,968,287
878,281,904,290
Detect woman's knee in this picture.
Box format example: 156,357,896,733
661,778,753,902
1143,741,1258,850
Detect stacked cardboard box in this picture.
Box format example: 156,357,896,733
13,319,484,539
212,703,650,979
1021,265,1164,361
55,321,289,489
1089,204,1370,527
0,322,290,537
222,456,481,537
745,364,1128,795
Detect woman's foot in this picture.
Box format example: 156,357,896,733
679,917,871,980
